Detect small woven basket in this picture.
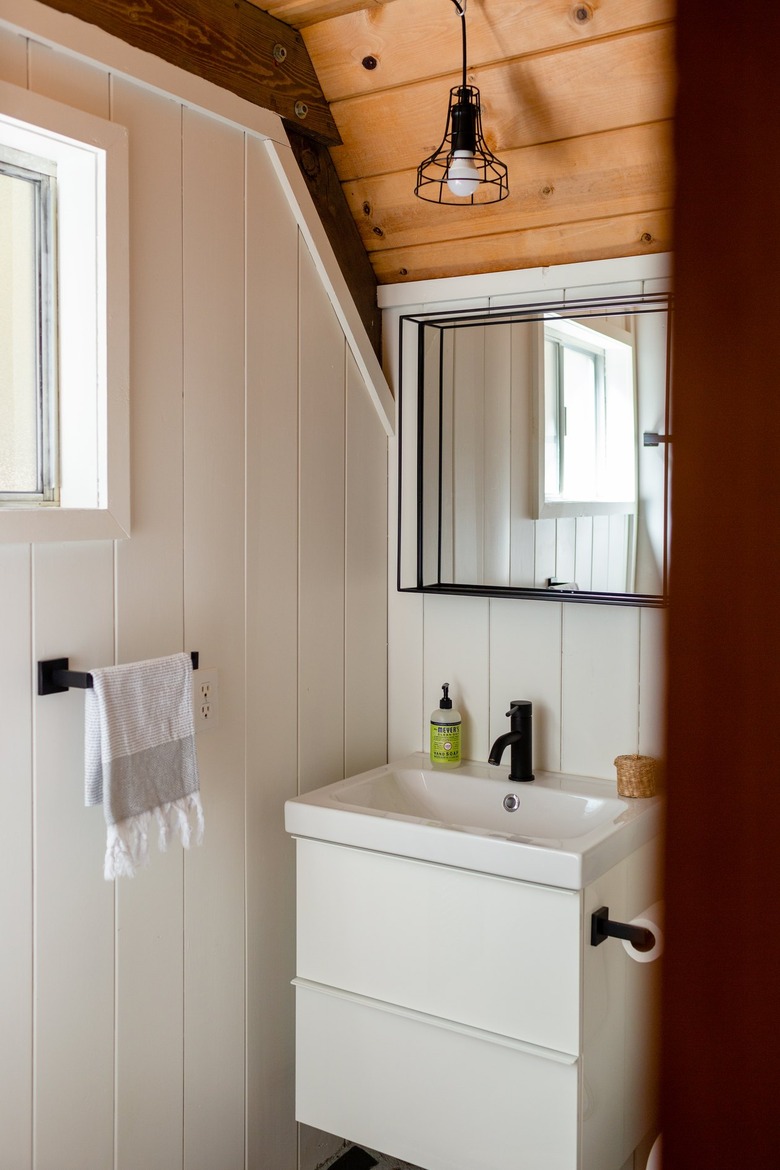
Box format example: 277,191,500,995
614,754,659,798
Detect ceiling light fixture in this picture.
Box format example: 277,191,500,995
415,0,509,205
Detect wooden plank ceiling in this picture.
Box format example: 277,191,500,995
257,0,675,286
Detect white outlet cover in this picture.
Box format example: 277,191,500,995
193,668,219,730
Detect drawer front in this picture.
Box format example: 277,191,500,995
296,838,581,1054
295,980,579,1170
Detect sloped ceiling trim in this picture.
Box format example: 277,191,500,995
266,138,395,437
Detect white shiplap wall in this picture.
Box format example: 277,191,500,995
0,9,388,1170
382,258,668,778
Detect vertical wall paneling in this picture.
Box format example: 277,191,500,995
561,603,641,778
245,136,300,1170
21,38,117,1170
423,594,490,763
488,598,564,774
181,107,246,1170
0,546,33,1169
386,304,425,761
32,541,116,1170
508,320,536,587
298,241,346,794
28,34,108,114
345,350,389,777
638,607,666,760
0,20,27,83
111,76,186,1170
483,326,511,585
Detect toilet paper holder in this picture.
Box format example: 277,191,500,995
590,906,655,952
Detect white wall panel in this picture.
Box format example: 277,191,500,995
639,607,667,760
561,603,641,778
489,599,563,774
27,33,109,113
111,76,186,1170
181,107,246,1170
0,546,33,1169
345,350,388,777
423,594,490,763
32,541,116,1170
245,135,300,1170
386,306,424,761
298,242,346,794
0,19,27,82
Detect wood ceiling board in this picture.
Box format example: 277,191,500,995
303,0,674,104
344,121,674,254
369,208,673,284
37,0,340,144
328,26,674,181
259,0,400,28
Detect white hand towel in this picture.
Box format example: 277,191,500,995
84,652,204,879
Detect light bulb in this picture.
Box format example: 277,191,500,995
446,150,480,197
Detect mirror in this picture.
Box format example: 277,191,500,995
397,293,671,605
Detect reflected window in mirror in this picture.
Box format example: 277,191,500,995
539,316,635,516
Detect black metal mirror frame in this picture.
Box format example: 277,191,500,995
397,292,672,607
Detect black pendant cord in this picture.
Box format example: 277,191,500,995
451,0,468,90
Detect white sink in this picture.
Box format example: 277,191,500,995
284,753,663,889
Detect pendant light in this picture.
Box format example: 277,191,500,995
415,0,509,205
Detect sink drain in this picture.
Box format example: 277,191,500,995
503,793,521,812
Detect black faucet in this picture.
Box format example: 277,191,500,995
488,700,534,782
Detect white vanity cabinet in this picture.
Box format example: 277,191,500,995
292,836,661,1170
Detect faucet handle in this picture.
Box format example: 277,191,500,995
506,700,532,718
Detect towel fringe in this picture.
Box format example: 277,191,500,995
104,792,205,880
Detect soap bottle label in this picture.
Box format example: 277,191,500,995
430,721,461,765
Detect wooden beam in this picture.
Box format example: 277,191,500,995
286,126,381,356
36,0,340,145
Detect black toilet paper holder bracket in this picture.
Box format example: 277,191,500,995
590,905,655,952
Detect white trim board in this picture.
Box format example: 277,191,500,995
377,253,673,311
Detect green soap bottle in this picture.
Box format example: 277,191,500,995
430,683,462,768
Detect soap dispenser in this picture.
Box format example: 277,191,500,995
430,683,462,768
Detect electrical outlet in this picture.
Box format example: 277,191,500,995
194,669,219,729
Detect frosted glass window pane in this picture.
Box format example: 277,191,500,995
0,171,39,493
561,346,598,500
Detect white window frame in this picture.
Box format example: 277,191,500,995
0,145,58,503
534,315,637,520
0,81,129,542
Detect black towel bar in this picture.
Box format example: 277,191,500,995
37,651,199,696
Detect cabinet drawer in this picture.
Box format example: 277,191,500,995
295,980,579,1170
295,838,581,1054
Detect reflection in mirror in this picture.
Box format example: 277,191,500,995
398,294,671,605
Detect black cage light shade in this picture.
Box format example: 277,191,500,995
415,0,509,205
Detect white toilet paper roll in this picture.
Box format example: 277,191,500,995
622,901,664,963
646,1133,663,1170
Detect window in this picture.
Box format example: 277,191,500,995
0,146,58,504
536,315,636,518
0,81,129,542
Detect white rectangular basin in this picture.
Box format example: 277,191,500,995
285,753,663,889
